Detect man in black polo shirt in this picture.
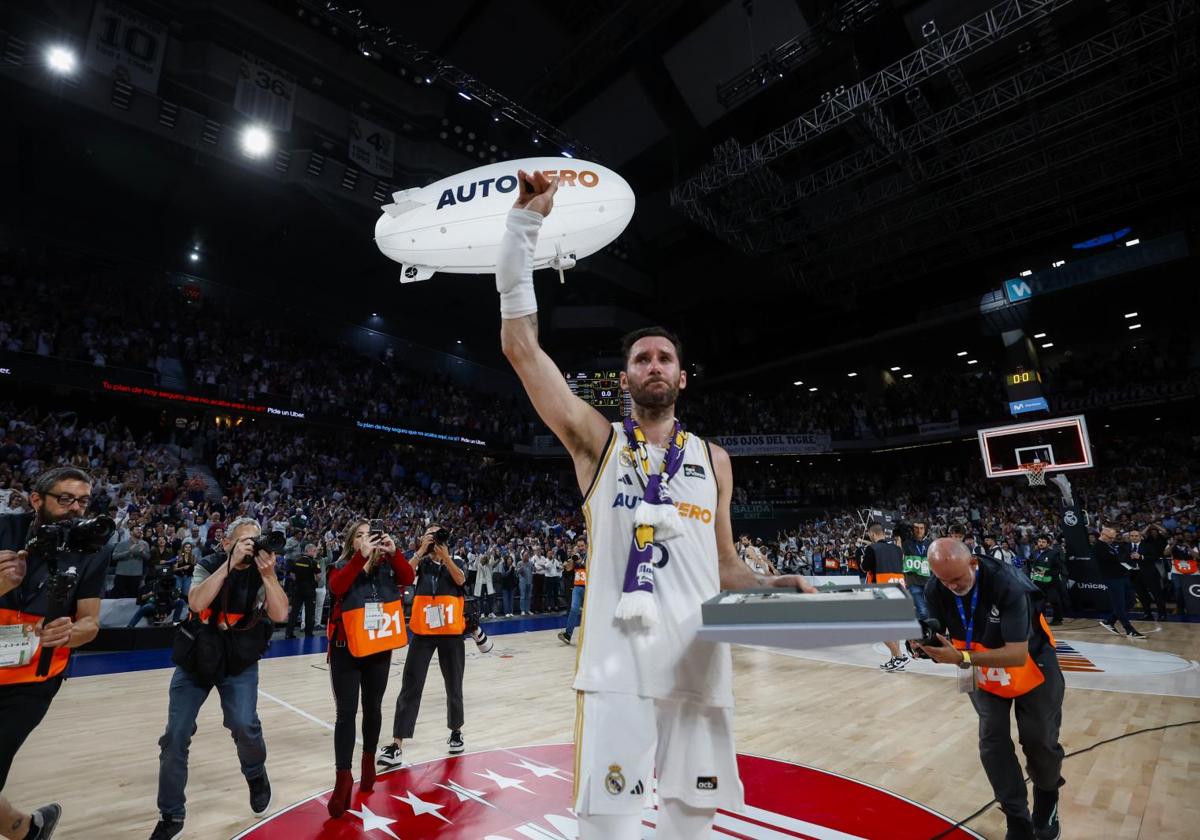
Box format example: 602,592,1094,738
1,467,108,840
916,538,1065,840
284,543,321,639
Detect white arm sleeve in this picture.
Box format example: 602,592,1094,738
496,208,544,319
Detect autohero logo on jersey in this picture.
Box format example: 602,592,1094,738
696,776,719,791
611,492,713,525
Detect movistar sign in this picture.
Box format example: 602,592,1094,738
1010,397,1049,416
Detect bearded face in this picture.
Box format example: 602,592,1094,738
622,336,685,411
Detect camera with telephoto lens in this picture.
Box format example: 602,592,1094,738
463,597,493,654
148,563,182,622
905,618,945,660
431,526,452,546
25,514,117,561
24,514,116,675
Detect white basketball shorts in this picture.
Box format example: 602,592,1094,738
573,690,744,816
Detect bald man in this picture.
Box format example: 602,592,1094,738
915,538,1065,840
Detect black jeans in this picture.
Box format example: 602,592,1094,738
0,677,63,791
1038,580,1067,622
329,642,392,770
393,633,465,739
1133,567,1167,617
1104,576,1136,632
970,652,1066,821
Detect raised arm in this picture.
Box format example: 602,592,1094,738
497,170,612,492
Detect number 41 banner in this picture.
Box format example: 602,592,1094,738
349,113,395,178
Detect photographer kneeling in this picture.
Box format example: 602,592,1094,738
1,467,108,840
913,538,1064,840
127,559,187,627
149,518,289,840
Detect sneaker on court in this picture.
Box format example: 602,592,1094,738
879,658,897,671
557,630,572,645
1032,786,1061,840
1004,813,1036,840
248,772,272,817
149,818,184,840
377,742,403,769
448,730,465,754
30,803,62,839
1098,620,1120,635
1126,629,1147,640
889,656,907,671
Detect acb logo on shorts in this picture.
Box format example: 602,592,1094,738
696,776,718,790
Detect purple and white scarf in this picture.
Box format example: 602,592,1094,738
615,417,688,630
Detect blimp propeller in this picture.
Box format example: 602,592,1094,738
374,157,635,284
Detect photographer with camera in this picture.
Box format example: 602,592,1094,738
149,518,289,840
912,538,1064,840
378,524,468,769
323,519,414,818
1,467,109,840
861,524,909,672
126,559,186,627
1028,536,1067,626
557,537,589,646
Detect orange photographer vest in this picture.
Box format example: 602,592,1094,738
336,560,409,657
408,560,466,636
952,614,1057,699
574,568,587,587
1172,556,1199,576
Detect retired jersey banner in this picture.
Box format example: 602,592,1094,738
235,51,296,130
85,0,167,92
348,113,394,177
710,433,831,456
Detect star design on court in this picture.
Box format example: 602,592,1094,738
348,803,401,838
393,790,453,824
510,758,572,781
475,768,535,793
434,779,496,808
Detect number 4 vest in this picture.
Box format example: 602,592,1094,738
338,560,409,657
951,613,1057,698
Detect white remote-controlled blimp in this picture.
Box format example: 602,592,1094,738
374,157,635,282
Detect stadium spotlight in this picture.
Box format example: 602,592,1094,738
792,380,803,386
1019,269,1032,277
188,250,200,263
956,351,967,357
889,366,901,371
1034,332,1046,338
1125,238,1141,247
847,372,857,378
1124,312,1138,318
239,125,273,158
1052,260,1065,268
1041,342,1054,348
902,373,913,379
1128,323,1142,330
808,387,818,392
45,44,77,75
967,359,978,365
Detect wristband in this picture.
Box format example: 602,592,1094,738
496,208,544,319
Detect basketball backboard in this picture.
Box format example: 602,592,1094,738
977,414,1093,479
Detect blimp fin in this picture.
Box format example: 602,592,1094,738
381,199,422,218
399,264,436,284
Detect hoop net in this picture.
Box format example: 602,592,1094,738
1022,462,1048,486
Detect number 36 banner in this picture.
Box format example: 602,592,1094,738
349,113,395,178
235,51,297,131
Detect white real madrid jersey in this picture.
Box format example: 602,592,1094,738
574,422,733,707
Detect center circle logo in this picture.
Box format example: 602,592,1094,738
234,743,982,839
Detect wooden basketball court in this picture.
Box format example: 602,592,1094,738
6,616,1197,839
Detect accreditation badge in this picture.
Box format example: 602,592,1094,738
363,601,385,631
423,603,446,629
957,665,977,694
0,623,40,668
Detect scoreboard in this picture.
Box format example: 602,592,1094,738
564,370,631,417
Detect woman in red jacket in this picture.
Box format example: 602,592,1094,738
324,519,415,817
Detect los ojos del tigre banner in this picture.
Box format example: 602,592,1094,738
709,433,832,456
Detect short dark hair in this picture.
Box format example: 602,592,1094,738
948,523,966,537
620,327,684,369
33,467,93,496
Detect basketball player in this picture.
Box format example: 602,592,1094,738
497,170,816,840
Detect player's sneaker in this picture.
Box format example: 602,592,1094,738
149,818,184,840
28,803,62,840
557,630,572,645
1126,629,1147,640
248,772,272,817
1032,786,1061,840
448,730,464,754
1099,620,1120,635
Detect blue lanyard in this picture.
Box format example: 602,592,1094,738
955,585,979,652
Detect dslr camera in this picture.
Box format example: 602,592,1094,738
251,530,286,555
431,526,452,546
462,597,492,654
904,618,945,660
25,514,116,562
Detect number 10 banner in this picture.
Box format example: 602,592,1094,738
349,113,395,178
85,0,167,92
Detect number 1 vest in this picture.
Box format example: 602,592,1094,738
409,561,466,636
338,561,409,657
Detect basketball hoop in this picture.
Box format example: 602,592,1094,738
1022,462,1047,486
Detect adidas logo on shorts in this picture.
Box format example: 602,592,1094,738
630,780,644,796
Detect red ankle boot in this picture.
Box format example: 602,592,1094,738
360,752,377,792
327,769,354,818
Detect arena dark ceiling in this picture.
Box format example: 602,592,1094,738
2,0,1197,380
